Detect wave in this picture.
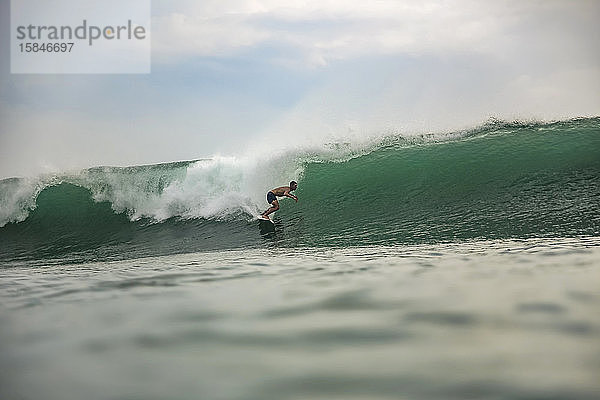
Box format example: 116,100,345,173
1,117,599,263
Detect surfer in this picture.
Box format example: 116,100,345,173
261,181,298,221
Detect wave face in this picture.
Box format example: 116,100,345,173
1,117,599,264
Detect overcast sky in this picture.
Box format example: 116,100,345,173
1,0,599,178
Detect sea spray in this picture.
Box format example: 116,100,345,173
1,117,599,263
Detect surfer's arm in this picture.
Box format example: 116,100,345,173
283,191,298,202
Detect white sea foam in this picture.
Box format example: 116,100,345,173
0,150,307,226
0,117,580,227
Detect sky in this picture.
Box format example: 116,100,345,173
0,0,599,179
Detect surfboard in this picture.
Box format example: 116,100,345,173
257,215,275,233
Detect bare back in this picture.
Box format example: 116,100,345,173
262,182,298,218
270,186,292,197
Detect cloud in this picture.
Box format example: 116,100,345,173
150,0,599,68
152,0,497,66
152,12,271,62
0,0,598,178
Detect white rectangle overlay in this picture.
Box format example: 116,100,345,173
11,0,151,74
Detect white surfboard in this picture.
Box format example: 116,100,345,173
257,215,273,223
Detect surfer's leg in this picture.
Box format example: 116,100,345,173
263,192,279,216
263,199,279,216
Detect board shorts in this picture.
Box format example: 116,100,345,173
267,191,277,204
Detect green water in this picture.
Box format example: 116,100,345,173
1,118,599,399
1,239,599,400
1,118,599,263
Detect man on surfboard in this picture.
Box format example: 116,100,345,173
260,181,298,221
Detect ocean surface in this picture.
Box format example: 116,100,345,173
1,118,599,399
